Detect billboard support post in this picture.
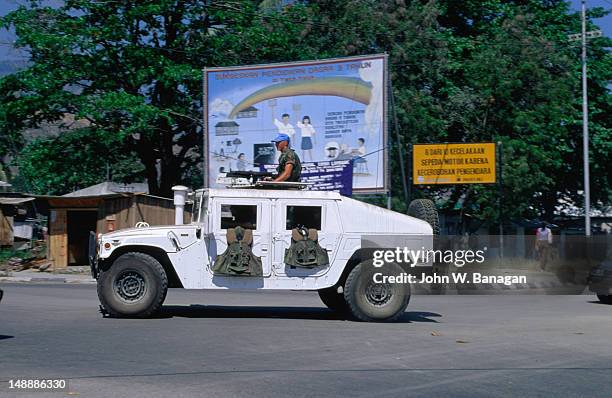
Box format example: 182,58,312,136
407,143,413,204
498,141,503,258
389,80,408,207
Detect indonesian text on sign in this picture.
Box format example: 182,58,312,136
413,143,496,184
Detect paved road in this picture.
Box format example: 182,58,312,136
1,284,611,397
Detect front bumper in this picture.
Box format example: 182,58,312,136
88,231,99,279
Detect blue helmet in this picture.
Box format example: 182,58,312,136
271,133,291,145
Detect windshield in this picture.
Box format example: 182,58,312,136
191,192,208,224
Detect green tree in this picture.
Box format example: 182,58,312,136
435,0,611,222
16,128,145,195
0,0,307,196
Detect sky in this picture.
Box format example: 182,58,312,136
0,0,610,64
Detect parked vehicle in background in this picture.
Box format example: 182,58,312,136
588,260,612,304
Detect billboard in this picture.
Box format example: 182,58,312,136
413,143,497,184
204,54,387,192
261,160,353,196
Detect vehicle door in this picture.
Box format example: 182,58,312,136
271,199,341,277
208,198,272,277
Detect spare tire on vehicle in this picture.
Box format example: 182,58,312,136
408,199,440,235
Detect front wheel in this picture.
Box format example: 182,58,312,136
344,261,410,322
97,252,168,318
597,294,612,304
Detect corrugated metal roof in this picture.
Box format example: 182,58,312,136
63,182,149,197
0,197,35,205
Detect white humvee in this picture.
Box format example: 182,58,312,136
91,187,438,322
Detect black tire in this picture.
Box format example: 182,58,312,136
318,286,349,313
408,199,440,235
344,260,410,322
597,294,612,304
97,252,168,318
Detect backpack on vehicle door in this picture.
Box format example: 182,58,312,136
212,226,263,276
284,227,329,268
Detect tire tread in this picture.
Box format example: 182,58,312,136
408,199,440,235
97,252,168,318
344,263,409,322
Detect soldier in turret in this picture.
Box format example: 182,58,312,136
267,133,302,182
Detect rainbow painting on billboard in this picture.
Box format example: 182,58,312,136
204,54,387,192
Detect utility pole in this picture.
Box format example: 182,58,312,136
581,0,591,237
568,2,601,236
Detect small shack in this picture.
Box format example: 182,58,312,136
36,182,189,268
0,195,37,248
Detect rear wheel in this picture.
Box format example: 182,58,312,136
344,260,410,322
597,294,612,304
97,252,168,318
318,286,349,313
408,199,440,235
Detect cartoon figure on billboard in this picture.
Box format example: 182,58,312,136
325,141,340,159
269,100,295,143
352,138,368,175
234,153,248,171
297,115,316,161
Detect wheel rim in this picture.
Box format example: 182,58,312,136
365,281,393,306
114,270,146,302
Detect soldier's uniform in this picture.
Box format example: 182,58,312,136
277,147,302,182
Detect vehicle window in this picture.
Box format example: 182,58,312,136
286,206,322,230
220,204,257,230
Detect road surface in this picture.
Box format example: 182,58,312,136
1,284,611,397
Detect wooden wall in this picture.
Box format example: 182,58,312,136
97,195,190,233
49,209,68,268
0,207,14,246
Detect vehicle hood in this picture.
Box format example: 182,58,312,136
101,224,200,250
103,224,198,239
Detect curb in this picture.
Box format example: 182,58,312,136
0,276,96,284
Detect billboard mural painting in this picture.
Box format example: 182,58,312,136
204,54,387,192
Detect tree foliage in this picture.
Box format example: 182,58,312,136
0,0,610,224
17,128,145,195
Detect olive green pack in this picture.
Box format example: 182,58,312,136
212,226,263,276
284,227,329,268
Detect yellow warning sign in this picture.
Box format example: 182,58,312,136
413,143,496,184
